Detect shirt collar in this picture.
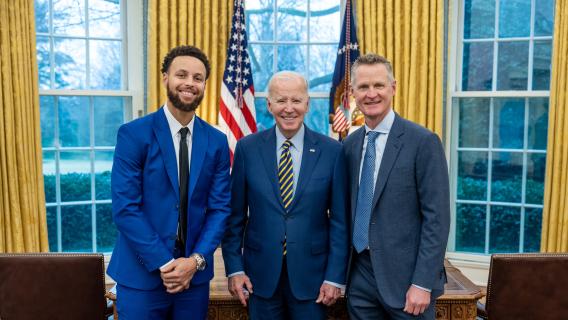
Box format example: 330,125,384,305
365,109,395,135
163,102,195,138
275,124,305,150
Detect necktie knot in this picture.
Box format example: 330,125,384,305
179,127,190,140
282,140,292,150
367,131,380,144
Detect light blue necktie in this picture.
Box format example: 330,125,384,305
353,131,380,253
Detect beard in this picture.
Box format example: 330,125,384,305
167,86,204,112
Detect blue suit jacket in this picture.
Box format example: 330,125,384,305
107,107,231,290
343,114,450,308
222,126,349,300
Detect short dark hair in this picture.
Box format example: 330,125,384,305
351,53,395,83
161,45,211,79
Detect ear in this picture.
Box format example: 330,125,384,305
162,72,168,87
266,97,273,114
391,80,397,95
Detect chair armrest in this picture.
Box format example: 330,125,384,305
105,291,117,319
477,300,488,319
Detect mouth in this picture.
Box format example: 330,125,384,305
179,90,196,99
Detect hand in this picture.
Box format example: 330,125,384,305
403,285,431,316
160,257,197,294
228,274,253,307
315,283,341,306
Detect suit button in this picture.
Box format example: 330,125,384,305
176,204,179,209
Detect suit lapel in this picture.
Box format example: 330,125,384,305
348,127,366,222
259,127,285,211
371,115,404,209
189,117,207,202
288,127,320,212
152,107,179,199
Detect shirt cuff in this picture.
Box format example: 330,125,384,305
228,271,246,277
159,258,175,271
323,280,346,290
412,284,431,292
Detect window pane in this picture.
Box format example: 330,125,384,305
490,205,520,253
534,0,555,36
36,36,51,89
497,41,529,90
493,98,525,149
306,98,329,135
250,44,273,92
309,1,340,42
95,151,113,200
94,97,124,146
528,98,549,150
54,38,87,89
532,41,552,90
458,98,489,148
463,0,495,39
89,0,121,38
462,42,493,91
277,0,307,41
96,203,117,253
254,97,274,132
308,45,335,92
457,151,488,201
53,0,86,36
246,0,274,41
498,0,531,38
524,208,542,252
61,205,92,252
35,0,49,33
90,40,122,90
277,45,307,75
60,151,91,202
46,206,58,252
43,151,56,203
526,153,546,204
455,203,486,253
40,96,56,147
491,152,523,202
58,96,90,147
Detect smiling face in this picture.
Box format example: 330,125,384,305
267,73,309,139
162,55,206,113
350,63,396,129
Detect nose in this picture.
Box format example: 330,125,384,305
366,87,379,98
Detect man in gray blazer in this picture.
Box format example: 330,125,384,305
343,53,450,319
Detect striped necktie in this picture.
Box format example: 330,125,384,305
278,140,293,255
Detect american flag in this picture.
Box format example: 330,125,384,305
219,0,257,162
329,0,359,139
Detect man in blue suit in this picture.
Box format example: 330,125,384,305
344,53,450,319
222,71,349,320
108,45,231,319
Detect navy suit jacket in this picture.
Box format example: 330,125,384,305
343,114,450,308
222,126,349,300
107,107,231,290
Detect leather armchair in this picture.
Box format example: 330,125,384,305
0,253,113,320
477,253,568,320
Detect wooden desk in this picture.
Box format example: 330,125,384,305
208,251,483,320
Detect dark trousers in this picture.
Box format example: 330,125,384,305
347,250,436,320
248,259,326,320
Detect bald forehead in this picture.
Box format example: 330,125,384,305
268,72,307,96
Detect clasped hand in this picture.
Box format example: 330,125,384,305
160,257,198,294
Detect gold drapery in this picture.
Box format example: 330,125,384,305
541,0,568,252
147,0,233,123
355,0,444,136
0,0,48,252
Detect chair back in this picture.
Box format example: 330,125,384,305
485,253,568,320
0,253,107,320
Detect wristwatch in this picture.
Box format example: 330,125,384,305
191,253,206,271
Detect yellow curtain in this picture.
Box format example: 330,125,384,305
0,0,48,252
147,0,233,124
355,0,444,137
541,0,568,252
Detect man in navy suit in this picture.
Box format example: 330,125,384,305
108,45,231,319
222,71,349,320
344,53,450,319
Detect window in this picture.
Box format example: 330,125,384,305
246,0,341,134
35,0,143,253
448,0,555,254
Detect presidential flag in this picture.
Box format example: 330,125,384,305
329,0,359,138
219,0,257,162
